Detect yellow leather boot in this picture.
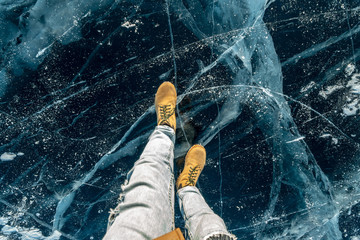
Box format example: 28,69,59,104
155,82,177,130
176,144,206,190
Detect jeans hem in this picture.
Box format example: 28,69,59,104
203,231,237,240
156,125,175,143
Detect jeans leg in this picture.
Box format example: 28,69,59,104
177,186,237,240
103,125,176,240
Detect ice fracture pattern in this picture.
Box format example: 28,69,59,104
0,0,359,239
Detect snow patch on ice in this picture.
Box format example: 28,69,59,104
320,134,339,145
2,225,19,235
1,152,17,161
36,43,55,58
319,85,344,99
1,152,24,161
286,136,305,143
121,21,136,28
0,217,9,225
343,72,360,116
348,73,360,94
0,216,61,239
121,20,143,33
345,63,356,76
301,81,316,93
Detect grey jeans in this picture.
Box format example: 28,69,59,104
103,126,236,240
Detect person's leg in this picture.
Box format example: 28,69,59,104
176,145,236,240
178,186,236,240
103,126,176,240
104,82,177,240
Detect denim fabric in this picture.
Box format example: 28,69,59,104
103,126,236,240
103,126,176,240
178,186,237,240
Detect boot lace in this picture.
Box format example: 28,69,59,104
158,104,175,126
186,165,200,186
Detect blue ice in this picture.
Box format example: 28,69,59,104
1,0,359,239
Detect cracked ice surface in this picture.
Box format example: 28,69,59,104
0,0,359,239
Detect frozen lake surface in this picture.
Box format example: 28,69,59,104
0,0,359,239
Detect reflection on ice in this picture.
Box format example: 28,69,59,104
0,0,359,239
